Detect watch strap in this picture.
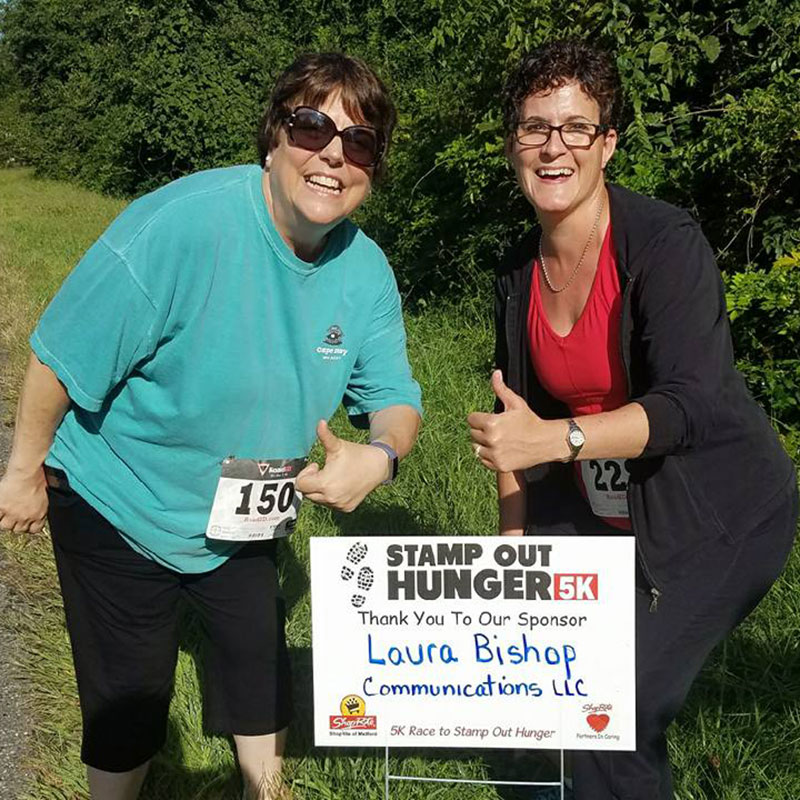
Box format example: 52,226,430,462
566,418,585,462
369,441,399,484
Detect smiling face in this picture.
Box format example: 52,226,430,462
508,81,617,222
264,92,373,258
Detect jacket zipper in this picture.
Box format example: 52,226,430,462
619,273,662,612
633,524,661,611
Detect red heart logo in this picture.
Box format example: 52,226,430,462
586,713,610,732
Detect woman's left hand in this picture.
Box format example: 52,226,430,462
296,420,390,513
468,371,567,472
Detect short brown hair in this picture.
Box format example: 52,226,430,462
257,52,396,180
503,39,622,136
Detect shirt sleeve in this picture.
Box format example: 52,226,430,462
634,220,732,457
342,263,422,428
30,238,158,412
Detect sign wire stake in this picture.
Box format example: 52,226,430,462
384,744,389,799
383,745,567,797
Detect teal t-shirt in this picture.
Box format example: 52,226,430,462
32,165,422,573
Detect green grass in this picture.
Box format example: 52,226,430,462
0,168,127,411
1,167,799,799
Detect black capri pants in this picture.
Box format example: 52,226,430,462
46,472,292,773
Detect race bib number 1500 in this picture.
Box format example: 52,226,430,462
206,457,306,542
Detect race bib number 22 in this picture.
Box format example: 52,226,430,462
580,458,630,519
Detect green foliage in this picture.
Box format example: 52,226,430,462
0,35,35,165
0,92,35,167
0,0,296,194
2,0,799,438
3,0,799,282
726,251,800,435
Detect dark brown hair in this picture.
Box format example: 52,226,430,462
257,52,396,180
502,39,622,136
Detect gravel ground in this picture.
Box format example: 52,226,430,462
0,374,32,798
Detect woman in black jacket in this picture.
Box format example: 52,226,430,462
467,38,797,799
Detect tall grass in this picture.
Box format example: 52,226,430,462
0,168,798,799
0,169,127,410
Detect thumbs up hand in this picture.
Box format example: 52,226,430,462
296,419,390,513
467,370,565,472
490,370,529,412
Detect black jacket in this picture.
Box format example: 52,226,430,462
495,184,795,594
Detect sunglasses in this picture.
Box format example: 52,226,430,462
284,106,383,168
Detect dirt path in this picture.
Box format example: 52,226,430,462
0,372,32,798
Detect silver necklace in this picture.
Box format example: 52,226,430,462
538,193,605,294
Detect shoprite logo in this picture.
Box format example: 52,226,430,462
329,694,377,731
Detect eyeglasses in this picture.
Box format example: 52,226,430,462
515,120,609,149
284,106,383,167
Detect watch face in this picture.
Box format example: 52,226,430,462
568,429,586,448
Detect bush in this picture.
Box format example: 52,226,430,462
2,0,799,289
726,250,800,437
0,37,35,166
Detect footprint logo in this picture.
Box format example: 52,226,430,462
347,542,368,564
357,566,374,592
339,542,372,608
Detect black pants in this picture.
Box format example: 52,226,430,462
572,482,798,799
47,480,292,773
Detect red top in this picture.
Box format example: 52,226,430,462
527,224,632,530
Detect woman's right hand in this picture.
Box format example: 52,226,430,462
0,353,71,534
0,468,48,533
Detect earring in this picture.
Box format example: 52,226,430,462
264,153,272,171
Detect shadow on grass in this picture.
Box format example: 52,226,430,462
684,627,800,717
668,626,800,797
331,505,441,538
145,717,241,800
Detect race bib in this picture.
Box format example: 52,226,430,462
206,457,306,542
580,458,630,519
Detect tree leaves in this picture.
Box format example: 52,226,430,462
649,41,670,65
701,34,721,63
2,0,798,292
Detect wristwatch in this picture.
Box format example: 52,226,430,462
369,441,399,484
565,419,586,462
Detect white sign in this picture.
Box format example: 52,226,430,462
311,536,635,750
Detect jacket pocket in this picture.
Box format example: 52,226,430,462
673,454,732,541
628,454,730,581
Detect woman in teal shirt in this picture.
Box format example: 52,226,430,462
0,53,421,800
